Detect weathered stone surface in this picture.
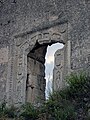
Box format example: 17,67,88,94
0,47,8,64
53,47,65,91
26,56,46,104
0,0,90,106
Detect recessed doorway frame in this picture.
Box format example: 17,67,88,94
6,22,71,106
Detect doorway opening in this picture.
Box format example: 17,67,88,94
26,42,64,104
45,43,64,99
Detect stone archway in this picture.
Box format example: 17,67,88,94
6,22,71,106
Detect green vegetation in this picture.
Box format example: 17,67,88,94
41,72,90,120
20,103,39,120
0,72,90,120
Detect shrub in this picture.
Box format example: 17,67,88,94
4,105,17,118
39,72,90,120
0,101,8,118
20,103,39,120
66,72,90,119
40,92,76,120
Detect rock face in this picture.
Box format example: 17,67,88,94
0,0,90,106
26,46,46,104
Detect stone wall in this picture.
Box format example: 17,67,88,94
0,0,90,105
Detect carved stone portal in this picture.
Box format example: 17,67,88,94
6,22,70,106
